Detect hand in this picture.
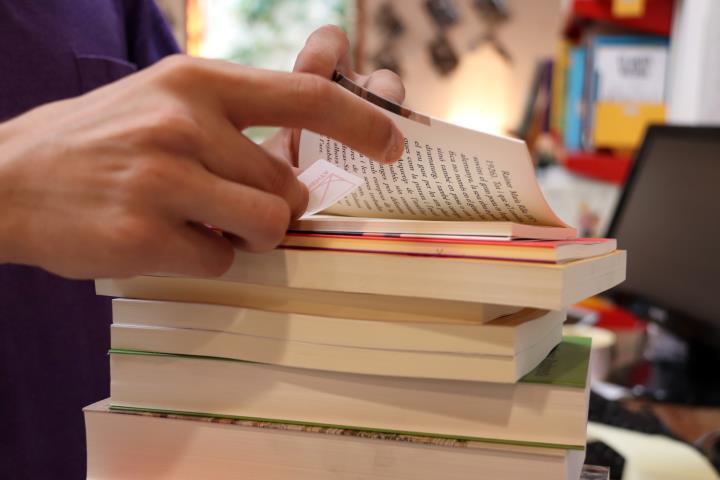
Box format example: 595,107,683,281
0,55,405,279
261,25,406,166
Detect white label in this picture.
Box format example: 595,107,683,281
595,45,668,103
298,160,364,218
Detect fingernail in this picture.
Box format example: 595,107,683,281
385,127,405,163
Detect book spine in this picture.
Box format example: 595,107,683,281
564,47,586,151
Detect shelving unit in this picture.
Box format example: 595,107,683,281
556,0,674,184
565,0,673,38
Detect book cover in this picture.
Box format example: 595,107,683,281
585,35,669,149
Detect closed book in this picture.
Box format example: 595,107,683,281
110,337,591,450
97,278,522,324
585,35,669,149
280,233,616,263
110,301,564,383
84,399,588,480
98,249,625,310
111,299,561,356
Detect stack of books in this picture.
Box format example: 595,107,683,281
86,239,623,479
84,76,623,479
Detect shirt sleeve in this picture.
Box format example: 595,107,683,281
123,0,181,68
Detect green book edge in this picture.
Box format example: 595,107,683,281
110,336,591,389
519,335,591,388
107,404,585,451
108,337,591,451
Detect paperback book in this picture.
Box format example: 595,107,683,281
109,337,592,450
293,73,576,240
85,399,594,480
97,249,626,310
110,299,566,382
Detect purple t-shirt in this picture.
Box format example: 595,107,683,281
0,2,178,478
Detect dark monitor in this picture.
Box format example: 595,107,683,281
607,125,720,348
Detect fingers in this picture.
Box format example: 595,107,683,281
170,167,293,253
200,119,309,218
216,69,404,163
293,24,352,78
293,26,405,105
294,25,404,104
151,55,404,163
363,69,406,104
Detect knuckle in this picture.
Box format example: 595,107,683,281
132,158,168,186
140,106,203,150
155,54,201,79
122,156,177,200
152,55,211,92
159,106,196,131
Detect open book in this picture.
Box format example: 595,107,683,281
293,73,575,240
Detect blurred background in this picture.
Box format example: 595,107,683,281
152,1,720,478
155,0,717,237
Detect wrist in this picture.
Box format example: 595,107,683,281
0,120,30,265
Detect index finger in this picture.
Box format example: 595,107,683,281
202,64,405,164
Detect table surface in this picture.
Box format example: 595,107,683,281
625,400,720,443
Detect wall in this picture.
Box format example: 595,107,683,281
360,0,563,134
667,0,720,124
155,0,564,135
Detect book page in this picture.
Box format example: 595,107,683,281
299,74,571,227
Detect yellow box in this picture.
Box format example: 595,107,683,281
612,0,646,17
592,101,665,149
